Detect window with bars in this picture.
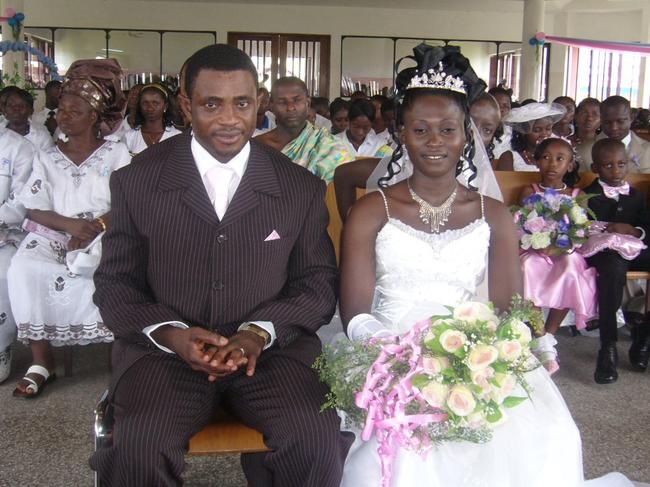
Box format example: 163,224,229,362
229,32,330,96
564,46,646,105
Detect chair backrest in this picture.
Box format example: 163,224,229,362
326,172,650,259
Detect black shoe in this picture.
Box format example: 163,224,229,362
629,325,650,372
595,344,618,384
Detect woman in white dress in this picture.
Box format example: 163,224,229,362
0,127,35,383
338,44,633,487
496,102,565,172
9,59,131,398
123,83,181,155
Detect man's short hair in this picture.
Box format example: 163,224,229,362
592,138,626,164
184,44,258,98
44,80,62,92
601,95,630,114
271,77,308,98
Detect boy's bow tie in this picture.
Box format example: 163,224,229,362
602,182,630,199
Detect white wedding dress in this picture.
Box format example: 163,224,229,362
339,190,634,487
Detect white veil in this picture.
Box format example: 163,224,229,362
366,120,503,203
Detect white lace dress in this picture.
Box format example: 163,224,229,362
7,141,131,346
340,190,633,487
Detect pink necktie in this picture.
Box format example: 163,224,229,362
205,165,234,219
602,181,630,199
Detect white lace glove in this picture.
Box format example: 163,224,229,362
346,313,392,342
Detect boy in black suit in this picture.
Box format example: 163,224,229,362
585,138,650,384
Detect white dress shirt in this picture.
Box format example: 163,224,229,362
335,130,389,158
143,136,277,353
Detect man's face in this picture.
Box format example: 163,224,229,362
182,69,258,163
271,83,309,130
46,84,61,108
601,104,631,141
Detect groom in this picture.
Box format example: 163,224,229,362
90,44,352,486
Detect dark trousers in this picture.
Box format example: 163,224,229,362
587,248,650,345
89,350,353,487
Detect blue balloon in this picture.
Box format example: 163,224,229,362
15,13,25,21
528,38,537,46
7,18,16,26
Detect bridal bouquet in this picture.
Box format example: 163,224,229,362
511,189,593,254
314,297,544,487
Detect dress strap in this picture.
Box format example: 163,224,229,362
377,188,391,219
479,193,485,220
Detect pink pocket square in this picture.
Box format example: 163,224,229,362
264,230,281,241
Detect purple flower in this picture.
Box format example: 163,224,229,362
525,193,542,204
556,234,571,248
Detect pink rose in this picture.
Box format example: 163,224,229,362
422,356,450,375
523,216,547,233
467,345,499,371
496,340,523,361
439,329,467,353
446,385,477,416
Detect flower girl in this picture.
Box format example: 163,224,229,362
515,137,597,373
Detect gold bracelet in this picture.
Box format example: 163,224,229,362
96,217,107,232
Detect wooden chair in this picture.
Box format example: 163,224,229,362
188,410,270,455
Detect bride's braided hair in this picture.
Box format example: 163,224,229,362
379,44,487,189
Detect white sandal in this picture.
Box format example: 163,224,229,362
13,364,56,398
533,334,560,375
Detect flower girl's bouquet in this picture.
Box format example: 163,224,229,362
511,189,593,254
314,297,544,487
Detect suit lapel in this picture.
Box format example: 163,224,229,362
219,141,281,229
157,133,220,227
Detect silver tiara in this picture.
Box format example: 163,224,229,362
406,62,466,94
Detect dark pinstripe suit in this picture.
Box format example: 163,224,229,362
89,133,352,486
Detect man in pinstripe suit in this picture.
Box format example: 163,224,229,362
89,44,352,486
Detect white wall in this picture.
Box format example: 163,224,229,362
21,0,650,101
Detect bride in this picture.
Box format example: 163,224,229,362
337,44,633,487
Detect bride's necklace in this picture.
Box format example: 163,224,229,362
407,178,458,233
539,182,567,191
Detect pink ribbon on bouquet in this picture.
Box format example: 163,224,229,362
355,319,448,487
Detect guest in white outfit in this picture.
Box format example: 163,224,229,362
3,87,54,151
9,58,131,399
0,127,36,383
123,83,181,155
488,86,513,158
496,102,565,172
335,98,393,158
31,80,62,137
310,96,332,131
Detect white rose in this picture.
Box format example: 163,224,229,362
467,410,488,429
511,319,532,344
439,329,467,353
496,340,523,362
490,373,517,404
486,319,498,332
467,344,499,371
422,356,450,375
530,231,551,249
470,366,495,394
521,234,533,250
453,302,498,324
446,385,477,417
431,318,455,327
569,205,588,224
421,381,449,409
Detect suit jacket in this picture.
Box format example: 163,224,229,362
94,132,338,384
580,131,650,173
583,178,650,245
